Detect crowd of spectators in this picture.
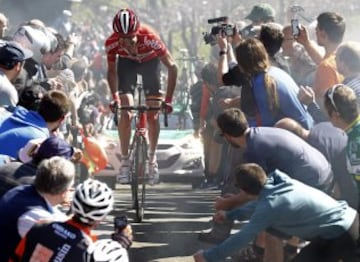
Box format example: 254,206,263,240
0,9,131,261
1,1,360,261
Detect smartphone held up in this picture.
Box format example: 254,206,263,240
291,19,300,37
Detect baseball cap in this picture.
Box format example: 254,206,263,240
0,40,33,65
32,136,74,164
245,3,276,22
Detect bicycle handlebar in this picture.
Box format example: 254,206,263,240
117,104,168,127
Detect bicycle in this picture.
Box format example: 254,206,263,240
114,75,168,222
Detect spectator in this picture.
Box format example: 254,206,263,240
197,63,234,188
296,12,345,101
221,38,313,128
216,107,333,193
0,157,75,261
0,41,33,108
13,179,132,261
0,13,8,39
336,41,360,103
52,9,74,38
0,89,71,160
281,25,316,86
0,136,82,197
0,83,45,164
212,107,335,261
16,83,46,112
193,163,359,262
324,84,360,212
258,22,290,73
241,3,276,38
13,24,66,93
297,41,360,124
275,118,358,208
189,61,205,138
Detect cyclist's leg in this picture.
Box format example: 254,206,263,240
141,58,162,184
117,58,137,183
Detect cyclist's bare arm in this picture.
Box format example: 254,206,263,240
160,51,178,100
107,59,118,97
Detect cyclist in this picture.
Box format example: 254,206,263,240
105,8,178,184
12,179,132,261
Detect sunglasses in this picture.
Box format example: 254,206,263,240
327,84,343,112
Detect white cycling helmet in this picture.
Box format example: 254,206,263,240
71,179,114,224
87,239,129,262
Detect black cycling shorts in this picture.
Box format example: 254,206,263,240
117,57,162,96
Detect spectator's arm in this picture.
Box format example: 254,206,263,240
307,102,328,123
296,25,323,65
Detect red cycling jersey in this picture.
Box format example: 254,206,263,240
105,24,167,63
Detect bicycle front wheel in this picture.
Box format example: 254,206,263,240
131,136,147,222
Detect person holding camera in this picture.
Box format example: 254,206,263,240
12,178,133,261
296,12,345,103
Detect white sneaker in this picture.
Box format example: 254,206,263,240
148,161,159,185
117,161,130,184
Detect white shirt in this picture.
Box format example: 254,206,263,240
0,70,18,107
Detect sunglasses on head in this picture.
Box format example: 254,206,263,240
327,84,344,112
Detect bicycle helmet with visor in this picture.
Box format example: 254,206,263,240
71,179,114,224
112,8,140,37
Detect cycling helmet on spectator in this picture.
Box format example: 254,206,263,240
87,239,129,262
112,8,140,36
71,179,114,224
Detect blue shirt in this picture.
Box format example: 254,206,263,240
223,66,313,128
251,67,313,128
245,127,333,190
0,106,49,159
203,170,357,262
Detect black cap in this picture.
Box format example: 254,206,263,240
0,41,33,65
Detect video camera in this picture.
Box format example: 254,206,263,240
203,16,236,45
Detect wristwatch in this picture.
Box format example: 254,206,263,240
219,49,227,56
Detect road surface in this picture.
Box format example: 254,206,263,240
94,182,238,262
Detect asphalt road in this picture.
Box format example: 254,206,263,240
94,182,236,262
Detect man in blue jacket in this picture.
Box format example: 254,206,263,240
193,163,359,262
0,89,70,160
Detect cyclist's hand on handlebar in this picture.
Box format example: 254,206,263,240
109,93,120,114
162,97,173,114
109,100,119,113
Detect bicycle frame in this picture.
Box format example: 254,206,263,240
117,75,167,222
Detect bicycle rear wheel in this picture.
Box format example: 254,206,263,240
131,136,147,222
